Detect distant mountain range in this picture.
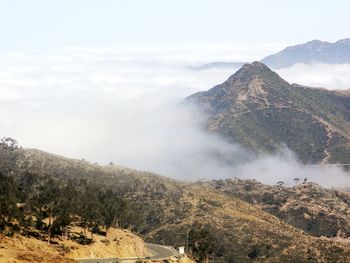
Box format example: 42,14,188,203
261,38,350,68
188,61,246,70
191,38,350,69
187,61,350,164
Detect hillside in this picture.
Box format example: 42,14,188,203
0,228,149,263
261,38,350,68
2,145,350,262
0,234,74,263
199,178,350,238
187,61,350,164
0,141,190,263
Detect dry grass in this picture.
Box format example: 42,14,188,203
0,234,73,263
0,227,150,263
66,227,149,259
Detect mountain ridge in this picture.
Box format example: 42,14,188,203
191,38,350,70
261,38,350,68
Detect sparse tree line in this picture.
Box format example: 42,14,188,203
0,137,19,149
276,177,308,187
0,138,130,244
0,171,129,243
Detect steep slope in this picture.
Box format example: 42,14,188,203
187,61,350,164
3,147,350,262
261,38,350,68
66,228,149,260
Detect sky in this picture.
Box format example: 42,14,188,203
0,0,349,49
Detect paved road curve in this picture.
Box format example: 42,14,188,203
77,243,180,263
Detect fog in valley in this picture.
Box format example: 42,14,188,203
1,45,350,187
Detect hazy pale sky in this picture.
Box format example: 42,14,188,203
0,0,349,49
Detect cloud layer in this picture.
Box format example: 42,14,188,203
0,45,349,186
276,63,350,90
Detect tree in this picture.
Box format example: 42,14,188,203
0,172,20,232
188,222,216,263
293,178,301,185
0,138,19,175
78,185,103,239
276,181,284,187
0,137,19,149
29,178,68,244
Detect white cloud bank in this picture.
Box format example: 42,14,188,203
0,45,349,187
235,148,350,188
276,63,350,90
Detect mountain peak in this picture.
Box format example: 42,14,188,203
187,62,290,115
187,62,289,103
336,38,350,45
226,61,285,85
241,61,271,71
304,39,325,46
240,61,271,72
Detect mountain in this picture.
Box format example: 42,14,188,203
188,61,246,70
192,38,350,70
261,38,350,68
342,89,350,96
187,61,350,164
3,145,350,262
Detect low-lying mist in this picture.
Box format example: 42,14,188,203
234,148,350,188
0,46,349,188
276,63,350,90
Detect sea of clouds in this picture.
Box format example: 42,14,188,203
0,44,349,187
